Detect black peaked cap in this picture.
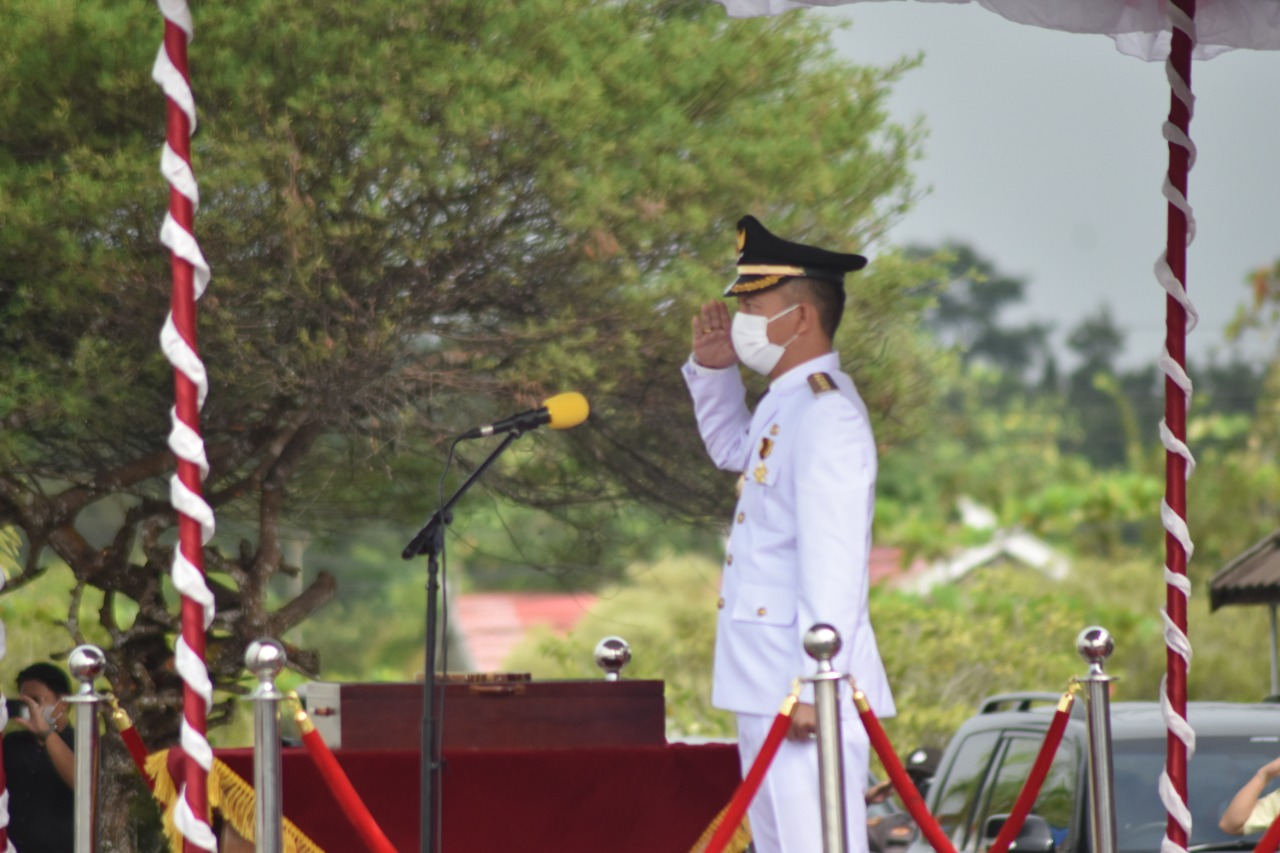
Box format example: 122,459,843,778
725,215,867,297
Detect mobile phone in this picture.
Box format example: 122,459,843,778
5,698,29,720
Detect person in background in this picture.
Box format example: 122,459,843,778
866,746,942,805
3,662,75,853
866,746,942,852
1219,755,1280,835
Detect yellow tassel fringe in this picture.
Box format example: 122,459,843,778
146,750,325,853
687,803,752,853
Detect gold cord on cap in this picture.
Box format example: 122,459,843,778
737,264,807,277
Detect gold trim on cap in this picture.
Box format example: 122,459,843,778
737,264,806,276
727,274,785,295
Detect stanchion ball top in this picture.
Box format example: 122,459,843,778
803,624,842,662
246,638,287,681
68,645,106,683
594,636,631,679
1075,626,1114,666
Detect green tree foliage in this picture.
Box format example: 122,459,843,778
0,0,940,757
504,553,733,737
909,242,1053,390
875,360,1171,561
502,248,1280,812
1190,259,1280,568
506,555,1278,764
867,252,1280,770
876,242,1277,569
1062,305,1140,468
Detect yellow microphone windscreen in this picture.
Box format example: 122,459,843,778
543,392,590,430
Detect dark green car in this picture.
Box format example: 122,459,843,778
908,694,1280,853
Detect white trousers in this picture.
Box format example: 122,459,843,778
735,711,870,853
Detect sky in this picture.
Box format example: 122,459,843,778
820,1,1278,369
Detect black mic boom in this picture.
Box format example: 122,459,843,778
459,392,589,440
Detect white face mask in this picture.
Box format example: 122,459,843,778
731,303,800,375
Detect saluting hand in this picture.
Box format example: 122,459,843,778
690,300,737,370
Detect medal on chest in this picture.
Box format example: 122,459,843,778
752,429,776,483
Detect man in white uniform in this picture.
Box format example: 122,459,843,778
682,215,895,853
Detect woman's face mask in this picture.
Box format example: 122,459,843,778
731,302,800,375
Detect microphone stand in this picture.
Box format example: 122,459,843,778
402,430,522,853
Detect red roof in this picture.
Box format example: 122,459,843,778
456,547,918,672
454,591,598,673
869,547,927,588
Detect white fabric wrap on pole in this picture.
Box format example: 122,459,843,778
153,0,217,846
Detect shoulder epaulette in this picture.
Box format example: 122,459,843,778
808,372,837,395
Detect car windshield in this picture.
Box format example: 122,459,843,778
1114,735,1280,853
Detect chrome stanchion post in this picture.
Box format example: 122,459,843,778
1077,626,1117,853
246,639,287,853
593,636,631,682
804,624,848,853
66,644,105,853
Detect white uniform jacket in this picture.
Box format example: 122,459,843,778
683,351,895,719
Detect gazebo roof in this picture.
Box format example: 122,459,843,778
1209,529,1280,611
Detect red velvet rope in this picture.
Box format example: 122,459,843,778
298,727,397,853
119,725,155,792
987,693,1075,853
703,695,799,853
854,690,958,853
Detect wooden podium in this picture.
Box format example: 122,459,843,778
301,677,666,750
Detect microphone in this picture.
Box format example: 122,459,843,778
460,392,589,439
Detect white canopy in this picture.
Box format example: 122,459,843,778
712,0,1280,59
